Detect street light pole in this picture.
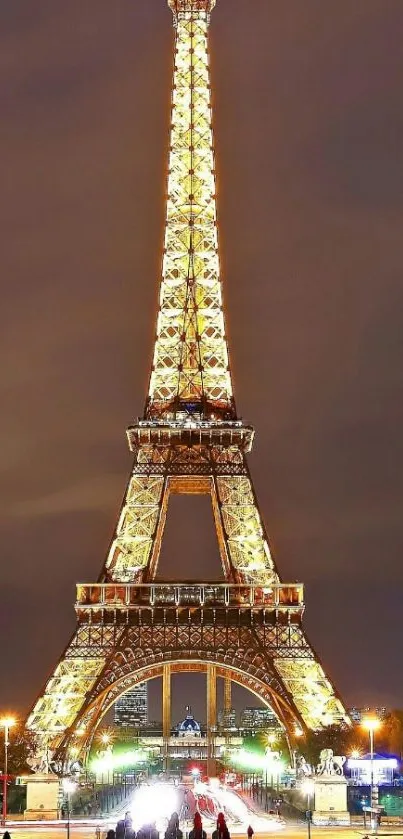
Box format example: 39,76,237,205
1,717,15,826
62,778,77,839
370,726,374,807
302,780,315,839
362,717,381,832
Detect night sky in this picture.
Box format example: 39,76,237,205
1,0,403,725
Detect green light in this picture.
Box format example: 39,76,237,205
227,748,284,774
91,748,150,773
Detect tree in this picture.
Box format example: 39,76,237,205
3,726,37,776
298,724,357,766
371,711,403,758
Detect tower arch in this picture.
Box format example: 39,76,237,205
58,658,301,768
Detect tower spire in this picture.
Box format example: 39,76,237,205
146,0,234,422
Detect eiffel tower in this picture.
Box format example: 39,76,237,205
27,0,349,772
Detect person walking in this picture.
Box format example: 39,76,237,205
137,822,159,839
116,817,125,839
212,812,230,839
165,812,183,839
247,827,254,839
189,812,206,839
106,831,116,839
116,811,135,839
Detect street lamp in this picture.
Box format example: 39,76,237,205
264,736,276,807
302,780,315,839
293,727,303,771
62,778,77,839
362,718,381,827
0,717,16,825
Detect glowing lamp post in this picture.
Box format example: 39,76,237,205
0,717,16,825
302,780,315,839
62,778,77,839
362,717,380,824
293,726,303,770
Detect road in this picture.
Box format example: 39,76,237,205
5,825,403,839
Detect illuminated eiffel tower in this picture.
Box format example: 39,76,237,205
27,0,349,771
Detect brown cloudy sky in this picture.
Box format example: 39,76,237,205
1,0,403,723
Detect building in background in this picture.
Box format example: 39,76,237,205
218,708,237,731
114,683,148,727
176,706,202,738
347,753,397,785
348,707,388,724
240,706,279,731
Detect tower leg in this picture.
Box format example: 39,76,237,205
162,664,171,775
206,664,217,777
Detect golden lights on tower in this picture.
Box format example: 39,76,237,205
148,0,233,419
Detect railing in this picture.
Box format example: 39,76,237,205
76,582,304,610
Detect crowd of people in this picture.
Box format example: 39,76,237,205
104,809,250,839
2,809,255,839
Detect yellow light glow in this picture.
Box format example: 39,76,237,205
362,717,380,732
0,717,16,729
294,726,303,737
148,8,234,418
302,780,315,796
350,749,361,759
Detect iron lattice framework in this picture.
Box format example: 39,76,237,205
26,1,349,769
147,3,233,420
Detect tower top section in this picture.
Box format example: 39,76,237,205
146,0,235,423
168,0,216,17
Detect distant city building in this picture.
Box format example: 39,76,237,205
218,708,237,730
240,706,278,730
114,683,148,727
348,707,388,724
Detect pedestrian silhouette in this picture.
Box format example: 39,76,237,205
212,813,230,839
165,812,183,839
189,812,206,839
